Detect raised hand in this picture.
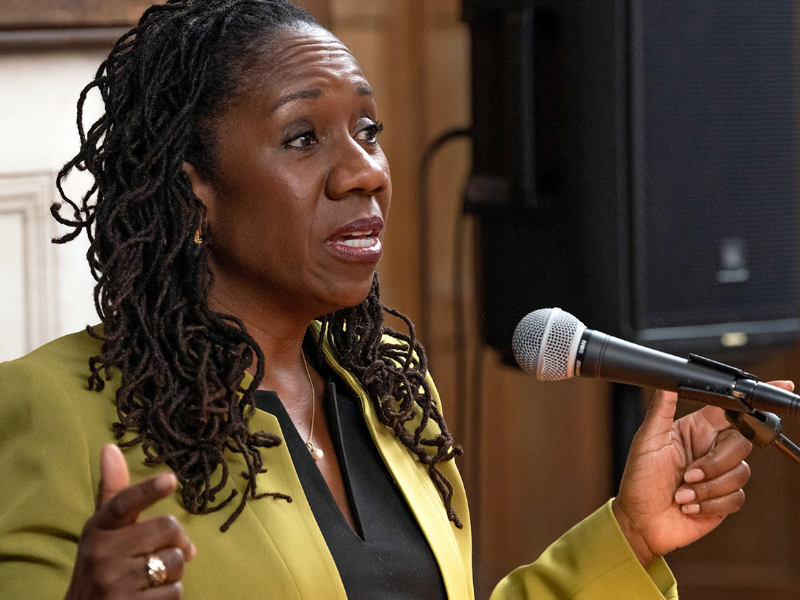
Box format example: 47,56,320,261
64,444,195,599
612,381,794,567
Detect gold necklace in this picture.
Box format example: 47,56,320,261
301,352,324,461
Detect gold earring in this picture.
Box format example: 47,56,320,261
193,228,204,246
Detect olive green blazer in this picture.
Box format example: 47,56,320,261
0,329,677,599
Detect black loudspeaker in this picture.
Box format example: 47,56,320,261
463,0,800,364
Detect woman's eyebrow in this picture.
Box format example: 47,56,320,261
270,84,374,114
270,88,322,113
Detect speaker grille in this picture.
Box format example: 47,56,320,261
465,1,800,360
630,2,799,330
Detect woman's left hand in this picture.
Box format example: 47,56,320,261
612,380,794,566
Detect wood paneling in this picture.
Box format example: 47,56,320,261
0,0,329,44
0,0,151,29
0,0,328,29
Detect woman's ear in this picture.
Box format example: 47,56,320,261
183,161,217,249
182,161,217,226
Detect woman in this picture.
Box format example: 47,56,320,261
0,0,781,598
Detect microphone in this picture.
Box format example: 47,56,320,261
511,307,800,417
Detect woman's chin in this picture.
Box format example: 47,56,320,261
318,279,374,315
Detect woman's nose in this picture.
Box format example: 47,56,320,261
325,136,389,200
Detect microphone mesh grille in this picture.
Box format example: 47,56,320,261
512,308,584,381
511,309,550,373
539,310,581,381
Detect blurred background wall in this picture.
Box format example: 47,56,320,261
1,1,799,598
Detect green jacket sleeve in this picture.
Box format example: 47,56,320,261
0,356,98,599
490,499,678,600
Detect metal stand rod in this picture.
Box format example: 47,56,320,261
773,434,800,466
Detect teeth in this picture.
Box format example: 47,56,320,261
340,237,375,248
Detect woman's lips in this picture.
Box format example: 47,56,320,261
325,217,384,262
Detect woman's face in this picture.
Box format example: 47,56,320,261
187,24,391,321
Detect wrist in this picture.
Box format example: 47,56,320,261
612,498,659,568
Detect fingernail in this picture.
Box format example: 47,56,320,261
681,503,701,515
675,488,696,504
684,468,705,483
188,542,197,560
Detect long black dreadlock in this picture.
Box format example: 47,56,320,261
53,0,462,531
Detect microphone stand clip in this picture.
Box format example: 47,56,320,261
674,354,800,466
725,409,800,466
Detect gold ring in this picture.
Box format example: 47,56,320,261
146,554,167,587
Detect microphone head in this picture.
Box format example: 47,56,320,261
512,308,586,381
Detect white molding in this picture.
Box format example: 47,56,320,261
0,172,58,360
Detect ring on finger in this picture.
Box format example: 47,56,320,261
146,553,168,587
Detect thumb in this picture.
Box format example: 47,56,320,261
96,444,130,510
636,389,678,439
767,379,795,392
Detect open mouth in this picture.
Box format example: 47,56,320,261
327,217,384,259
339,230,379,248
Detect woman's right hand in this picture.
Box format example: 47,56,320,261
64,444,196,599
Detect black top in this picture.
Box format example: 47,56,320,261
254,365,447,600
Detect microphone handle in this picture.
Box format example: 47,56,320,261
576,329,738,395
576,329,800,415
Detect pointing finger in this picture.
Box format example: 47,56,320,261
96,444,130,510
93,471,178,530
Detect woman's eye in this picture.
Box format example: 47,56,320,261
356,121,384,143
285,130,318,150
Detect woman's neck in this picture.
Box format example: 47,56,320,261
207,291,316,402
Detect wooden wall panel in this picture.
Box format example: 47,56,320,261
0,0,151,29
0,0,330,51
0,0,329,29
